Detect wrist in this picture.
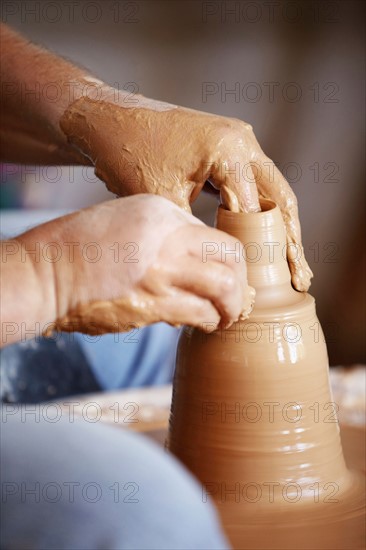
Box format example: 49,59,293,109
53,77,114,165
15,215,78,328
59,84,178,179
15,233,58,325
0,235,59,345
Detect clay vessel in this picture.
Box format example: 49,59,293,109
168,199,365,549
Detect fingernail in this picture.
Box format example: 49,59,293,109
203,322,219,334
220,185,240,212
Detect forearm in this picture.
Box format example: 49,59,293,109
0,232,57,347
0,23,95,165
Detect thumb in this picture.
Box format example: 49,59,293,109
210,160,260,213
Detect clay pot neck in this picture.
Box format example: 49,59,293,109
215,199,299,310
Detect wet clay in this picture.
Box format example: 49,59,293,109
46,286,253,337
44,194,256,336
59,93,312,292
60,96,259,213
168,200,365,549
45,291,169,336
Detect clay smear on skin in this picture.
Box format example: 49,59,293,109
58,87,312,332
60,89,312,290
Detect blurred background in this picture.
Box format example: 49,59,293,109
1,0,365,365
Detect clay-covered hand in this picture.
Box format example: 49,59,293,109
60,87,312,291
33,195,254,335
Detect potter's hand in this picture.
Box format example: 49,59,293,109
1,24,311,290
19,195,253,337
60,90,312,291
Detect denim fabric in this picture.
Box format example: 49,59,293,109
1,407,230,550
1,324,180,403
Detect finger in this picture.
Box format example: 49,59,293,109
165,257,252,328
52,291,220,335
160,224,255,324
169,180,196,212
153,289,221,332
167,224,244,270
188,179,205,205
166,224,251,292
253,155,313,291
193,226,256,321
209,159,260,213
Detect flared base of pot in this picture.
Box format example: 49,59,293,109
218,470,365,550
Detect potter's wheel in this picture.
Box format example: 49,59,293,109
59,367,365,549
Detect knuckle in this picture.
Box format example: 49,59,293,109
213,119,255,153
196,301,217,324
219,273,237,295
230,118,254,134
213,118,242,139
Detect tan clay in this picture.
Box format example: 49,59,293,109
60,94,313,292
40,194,256,337
168,200,365,549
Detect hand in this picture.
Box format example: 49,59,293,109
27,195,254,335
60,87,313,291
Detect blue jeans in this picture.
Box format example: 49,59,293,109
0,325,231,549
1,407,230,549
1,324,180,403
